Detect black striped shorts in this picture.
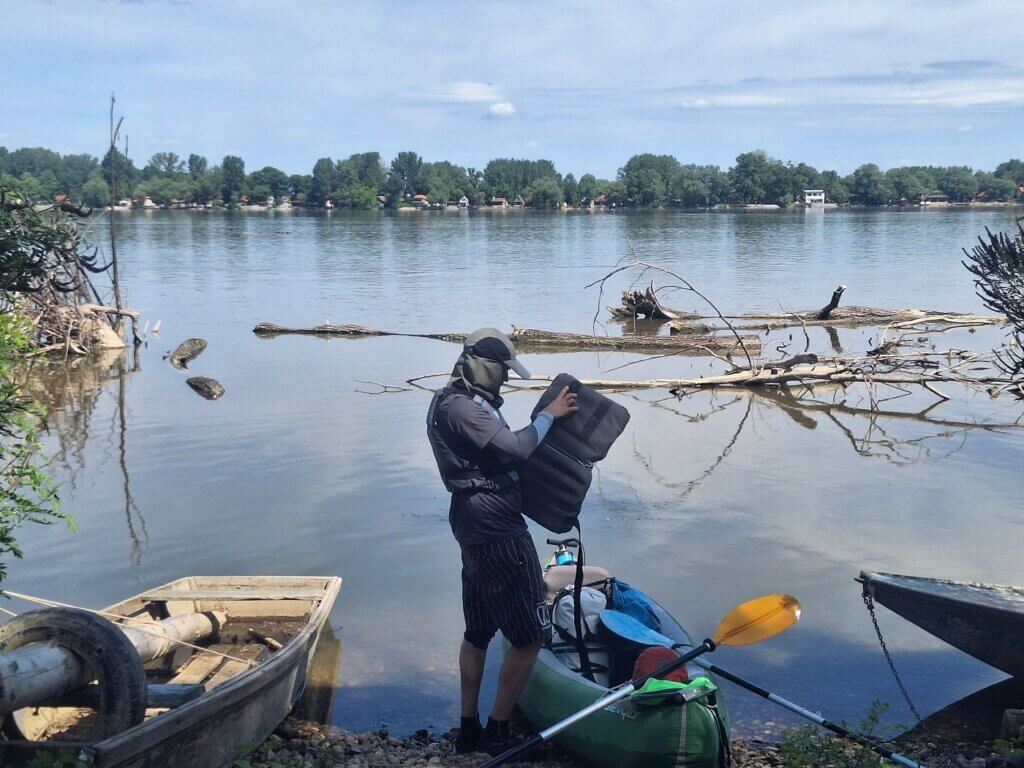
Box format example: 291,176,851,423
461,534,549,649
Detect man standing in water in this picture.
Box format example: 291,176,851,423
426,328,578,754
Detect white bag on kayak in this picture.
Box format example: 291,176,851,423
552,586,606,639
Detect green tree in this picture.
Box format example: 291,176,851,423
729,150,775,204
247,166,290,199
388,151,423,199
994,159,1024,187
56,154,99,197
188,154,208,179
886,168,928,204
938,166,979,202
6,148,62,178
144,152,185,178
526,177,563,208
482,158,559,201
221,155,245,203
310,158,336,206
819,170,849,204
619,154,679,206
79,175,111,207
975,172,1018,201
101,147,138,191
850,164,895,205
288,174,312,199
577,174,600,203
561,173,579,205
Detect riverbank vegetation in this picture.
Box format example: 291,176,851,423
2,145,1022,210
0,190,78,584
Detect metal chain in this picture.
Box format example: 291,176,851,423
861,583,965,768
862,585,925,726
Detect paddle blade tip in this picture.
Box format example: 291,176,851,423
713,593,801,647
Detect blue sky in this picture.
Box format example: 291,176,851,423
2,0,1022,177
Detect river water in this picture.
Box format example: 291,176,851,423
7,207,1024,737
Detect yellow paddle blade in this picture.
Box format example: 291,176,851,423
712,594,801,647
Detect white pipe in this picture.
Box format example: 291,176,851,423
120,612,225,661
0,611,225,715
0,642,87,711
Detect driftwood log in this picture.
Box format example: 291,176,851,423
607,285,698,321
604,284,1001,331
253,322,759,355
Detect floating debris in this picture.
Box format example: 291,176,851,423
186,376,225,400
167,338,208,369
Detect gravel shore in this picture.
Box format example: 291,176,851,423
242,719,1024,768
243,720,792,768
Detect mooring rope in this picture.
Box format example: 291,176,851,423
0,589,259,667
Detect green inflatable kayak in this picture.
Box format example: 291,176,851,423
510,562,730,768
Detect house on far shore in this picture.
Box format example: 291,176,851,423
266,195,276,208
458,195,469,209
412,193,430,209
593,193,608,208
490,196,509,208
920,192,949,206
512,194,525,207
141,196,157,209
377,195,387,208
804,189,825,206
115,198,133,209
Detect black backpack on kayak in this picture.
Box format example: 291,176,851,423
519,374,630,533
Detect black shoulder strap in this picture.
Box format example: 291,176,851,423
572,527,594,682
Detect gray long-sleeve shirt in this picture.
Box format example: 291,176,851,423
439,392,553,545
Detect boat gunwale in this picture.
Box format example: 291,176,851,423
863,571,1024,598
861,571,1024,616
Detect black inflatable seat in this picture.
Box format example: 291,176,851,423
520,374,630,533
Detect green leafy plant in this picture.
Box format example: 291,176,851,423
0,312,68,583
994,735,1024,756
26,749,92,768
780,701,898,768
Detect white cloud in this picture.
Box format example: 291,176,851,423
488,102,516,117
441,82,503,103
957,125,975,133
526,140,539,147
680,98,713,110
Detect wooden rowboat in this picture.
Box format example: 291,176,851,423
860,571,1024,678
0,575,342,767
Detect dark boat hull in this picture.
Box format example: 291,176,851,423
861,571,1024,678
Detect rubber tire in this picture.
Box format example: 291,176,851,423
0,607,147,739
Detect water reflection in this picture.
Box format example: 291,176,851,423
294,623,344,724
30,348,149,568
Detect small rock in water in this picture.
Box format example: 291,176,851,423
167,338,207,369
187,376,225,400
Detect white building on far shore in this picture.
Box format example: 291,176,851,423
804,189,826,206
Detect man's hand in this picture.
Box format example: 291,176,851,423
543,386,579,419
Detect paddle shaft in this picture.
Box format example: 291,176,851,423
692,659,920,768
480,640,715,768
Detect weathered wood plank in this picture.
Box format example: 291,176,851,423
166,653,224,686
140,588,324,601
204,644,268,690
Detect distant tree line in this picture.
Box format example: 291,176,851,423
2,145,1022,210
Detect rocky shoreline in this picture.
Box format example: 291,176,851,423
240,719,1024,768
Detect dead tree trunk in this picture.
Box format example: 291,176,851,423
817,284,846,319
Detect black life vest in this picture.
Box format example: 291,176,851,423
519,374,630,533
426,388,515,494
